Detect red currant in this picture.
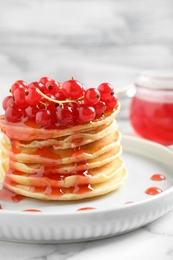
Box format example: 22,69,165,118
25,106,39,119
25,86,42,106
39,76,51,85
28,82,46,93
5,106,24,122
45,79,61,95
10,80,27,94
98,83,114,101
13,88,28,108
105,95,118,112
2,96,12,110
84,88,100,105
39,94,57,111
55,90,66,101
94,101,106,118
77,105,96,123
62,79,85,99
35,109,52,127
56,104,75,126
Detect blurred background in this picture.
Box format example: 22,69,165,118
0,0,173,114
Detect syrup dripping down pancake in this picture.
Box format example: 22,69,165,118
3,168,127,201
6,158,125,188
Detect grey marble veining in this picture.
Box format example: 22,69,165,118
0,0,173,86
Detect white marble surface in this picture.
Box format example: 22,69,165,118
0,0,173,259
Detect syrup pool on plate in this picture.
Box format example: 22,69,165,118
130,71,173,146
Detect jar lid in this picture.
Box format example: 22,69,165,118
135,70,173,90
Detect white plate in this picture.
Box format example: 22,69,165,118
0,135,173,243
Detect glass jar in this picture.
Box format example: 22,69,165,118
129,71,173,146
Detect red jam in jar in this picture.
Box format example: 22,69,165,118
130,71,173,146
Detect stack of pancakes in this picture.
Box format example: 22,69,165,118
0,105,127,200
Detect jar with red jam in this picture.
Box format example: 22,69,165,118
129,71,173,146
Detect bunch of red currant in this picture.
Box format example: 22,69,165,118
2,77,118,127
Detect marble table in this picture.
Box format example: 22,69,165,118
0,0,173,259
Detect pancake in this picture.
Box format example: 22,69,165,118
6,157,125,187
0,108,119,141
18,119,118,149
3,168,127,200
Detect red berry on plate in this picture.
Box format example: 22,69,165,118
84,88,100,105
98,83,114,101
62,79,85,100
77,104,96,123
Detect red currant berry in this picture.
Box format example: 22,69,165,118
25,86,42,106
5,106,24,122
84,88,100,105
77,105,96,123
39,76,51,85
39,94,57,111
105,95,118,112
56,104,75,126
28,82,46,93
25,106,39,119
10,80,27,94
98,83,114,101
68,102,79,121
35,109,51,127
2,96,12,110
45,79,61,95
62,79,85,100
13,88,28,108
55,89,66,101
94,101,106,118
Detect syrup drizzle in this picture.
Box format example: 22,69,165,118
0,187,24,203
124,201,134,204
22,209,42,213
145,187,162,195
77,207,96,211
151,173,166,181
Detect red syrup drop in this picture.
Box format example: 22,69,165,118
145,187,162,195
124,201,134,204
151,174,166,181
0,187,24,203
22,209,42,213
77,207,96,211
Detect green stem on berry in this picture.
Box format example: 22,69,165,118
36,88,78,108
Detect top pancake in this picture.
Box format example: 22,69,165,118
0,104,120,141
